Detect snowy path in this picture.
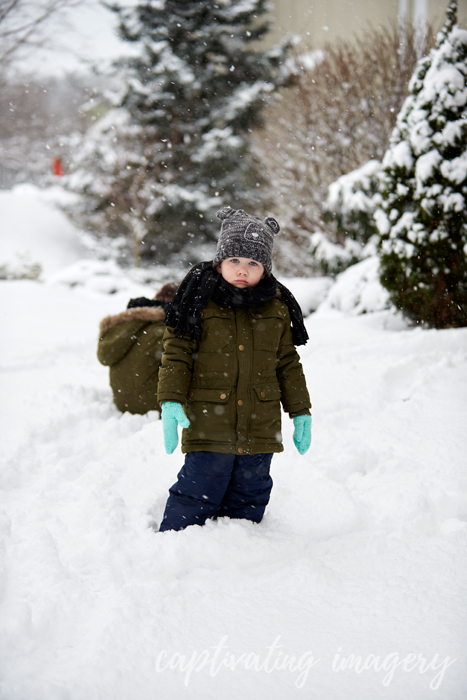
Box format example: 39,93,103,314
0,280,466,700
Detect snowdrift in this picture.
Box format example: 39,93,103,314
0,184,88,277
0,278,466,700
0,185,466,699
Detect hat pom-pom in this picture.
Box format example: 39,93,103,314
265,217,280,235
216,206,235,220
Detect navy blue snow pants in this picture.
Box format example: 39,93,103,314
159,451,273,532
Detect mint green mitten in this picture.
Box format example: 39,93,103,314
161,402,190,454
292,415,312,455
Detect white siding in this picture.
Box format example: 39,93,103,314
265,0,467,48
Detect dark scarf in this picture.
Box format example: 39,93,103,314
165,261,309,346
127,297,171,313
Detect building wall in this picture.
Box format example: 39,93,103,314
265,0,467,49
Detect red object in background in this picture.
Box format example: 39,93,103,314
52,158,64,177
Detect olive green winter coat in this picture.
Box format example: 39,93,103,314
157,297,311,454
98,306,166,414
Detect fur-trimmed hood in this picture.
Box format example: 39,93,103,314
99,306,165,338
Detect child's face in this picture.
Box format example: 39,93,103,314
216,257,265,288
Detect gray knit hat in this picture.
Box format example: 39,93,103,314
213,206,280,275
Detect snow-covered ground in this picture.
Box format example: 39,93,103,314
0,187,466,699
0,185,89,277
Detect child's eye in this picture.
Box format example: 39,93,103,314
230,258,239,263
249,262,257,266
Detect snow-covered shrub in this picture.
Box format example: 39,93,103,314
0,257,41,281
324,160,382,246
255,23,435,276
376,2,467,329
316,159,383,275
316,257,390,316
309,232,364,277
69,0,292,267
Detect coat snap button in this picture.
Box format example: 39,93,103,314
261,391,266,398
220,393,227,400
189,391,194,398
238,344,245,351
238,399,243,406
238,447,244,454
278,310,283,316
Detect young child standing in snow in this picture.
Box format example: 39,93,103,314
157,207,311,532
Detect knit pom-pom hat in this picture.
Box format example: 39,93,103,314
213,206,280,275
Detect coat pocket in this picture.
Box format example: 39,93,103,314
251,384,282,442
185,388,233,443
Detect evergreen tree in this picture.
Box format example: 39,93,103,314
71,0,290,265
376,1,467,328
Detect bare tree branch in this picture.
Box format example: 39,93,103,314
0,0,84,66
254,22,437,274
